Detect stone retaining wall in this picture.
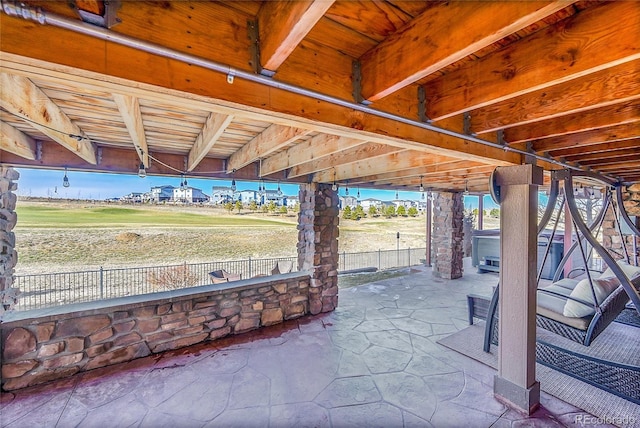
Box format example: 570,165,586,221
1,272,310,391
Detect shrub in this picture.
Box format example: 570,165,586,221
147,264,199,290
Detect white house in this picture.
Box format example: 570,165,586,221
211,186,234,204
173,187,209,203
147,185,174,203
261,189,285,206
237,190,258,205
120,192,144,203
284,195,299,208
360,198,383,211
338,195,358,209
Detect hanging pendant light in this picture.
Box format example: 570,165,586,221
138,162,146,178
62,167,70,188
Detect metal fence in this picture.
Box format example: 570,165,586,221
14,248,427,311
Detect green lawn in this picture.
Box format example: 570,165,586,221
16,204,295,228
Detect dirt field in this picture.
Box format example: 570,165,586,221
14,199,498,274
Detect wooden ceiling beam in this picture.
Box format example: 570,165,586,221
0,72,97,164
577,155,640,168
373,168,494,187
187,112,234,171
347,161,491,185
260,134,365,176
423,1,640,121
471,61,640,134
549,139,640,158
360,1,573,102
533,122,640,153
112,94,149,166
258,0,335,73
287,143,401,179
504,100,640,145
563,147,640,163
314,151,455,183
227,124,311,172
0,120,37,160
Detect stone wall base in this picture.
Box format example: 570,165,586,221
1,273,310,391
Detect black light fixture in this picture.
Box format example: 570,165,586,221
463,180,469,196
277,181,282,196
230,169,237,192
345,181,349,196
62,167,70,188
332,170,338,191
357,187,360,199
419,175,424,193
138,162,146,178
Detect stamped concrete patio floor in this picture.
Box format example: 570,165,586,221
1,264,609,427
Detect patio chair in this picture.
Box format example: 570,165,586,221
209,269,241,284
271,260,293,275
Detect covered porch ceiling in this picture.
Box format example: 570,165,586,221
0,0,638,193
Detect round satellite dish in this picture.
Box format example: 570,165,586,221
489,168,501,205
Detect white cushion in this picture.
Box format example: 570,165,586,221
563,276,621,318
599,261,640,281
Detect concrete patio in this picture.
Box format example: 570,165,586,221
0,263,612,427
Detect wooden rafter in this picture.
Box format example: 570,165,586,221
534,122,640,153
423,1,640,121
258,0,335,73
112,94,149,166
260,134,365,176
227,124,311,172
0,120,37,160
287,143,402,178
470,60,640,134
347,161,492,185
0,72,97,164
504,100,640,144
187,112,234,171
314,151,455,183
563,147,640,163
360,1,573,102
549,139,640,159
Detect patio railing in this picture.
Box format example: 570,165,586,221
14,247,427,311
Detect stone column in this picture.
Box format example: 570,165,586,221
603,185,640,264
0,167,20,315
432,192,463,279
297,183,339,314
493,164,543,415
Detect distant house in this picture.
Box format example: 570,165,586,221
392,199,415,209
211,186,234,204
148,185,174,203
237,190,258,205
261,189,285,206
284,195,299,207
338,195,358,209
120,192,143,203
360,198,383,211
173,187,209,203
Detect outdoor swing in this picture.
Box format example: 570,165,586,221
483,170,640,350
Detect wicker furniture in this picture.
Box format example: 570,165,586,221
209,269,241,284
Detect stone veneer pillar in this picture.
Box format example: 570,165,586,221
603,184,640,263
297,183,339,314
0,167,20,315
432,192,464,279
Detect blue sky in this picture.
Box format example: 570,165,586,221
14,167,498,210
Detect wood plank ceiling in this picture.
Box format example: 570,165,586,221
0,0,638,193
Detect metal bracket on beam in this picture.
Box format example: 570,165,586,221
73,0,121,28
524,142,536,165
352,61,372,106
247,19,275,78
35,141,42,161
463,112,475,136
418,86,432,123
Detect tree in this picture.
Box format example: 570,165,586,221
248,200,258,212
261,204,269,213
235,200,243,213
292,203,300,213
343,206,352,220
279,205,288,215
490,208,500,218
368,205,378,217
385,205,396,218
224,202,233,213
354,205,365,219
397,205,407,217
408,206,418,217
267,201,277,214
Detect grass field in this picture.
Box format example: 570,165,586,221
14,199,497,275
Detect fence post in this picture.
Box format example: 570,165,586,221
378,249,381,270
248,256,252,278
408,247,411,267
99,267,104,299
342,251,346,271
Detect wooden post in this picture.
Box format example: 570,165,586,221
425,191,432,267
478,193,484,230
493,164,543,415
